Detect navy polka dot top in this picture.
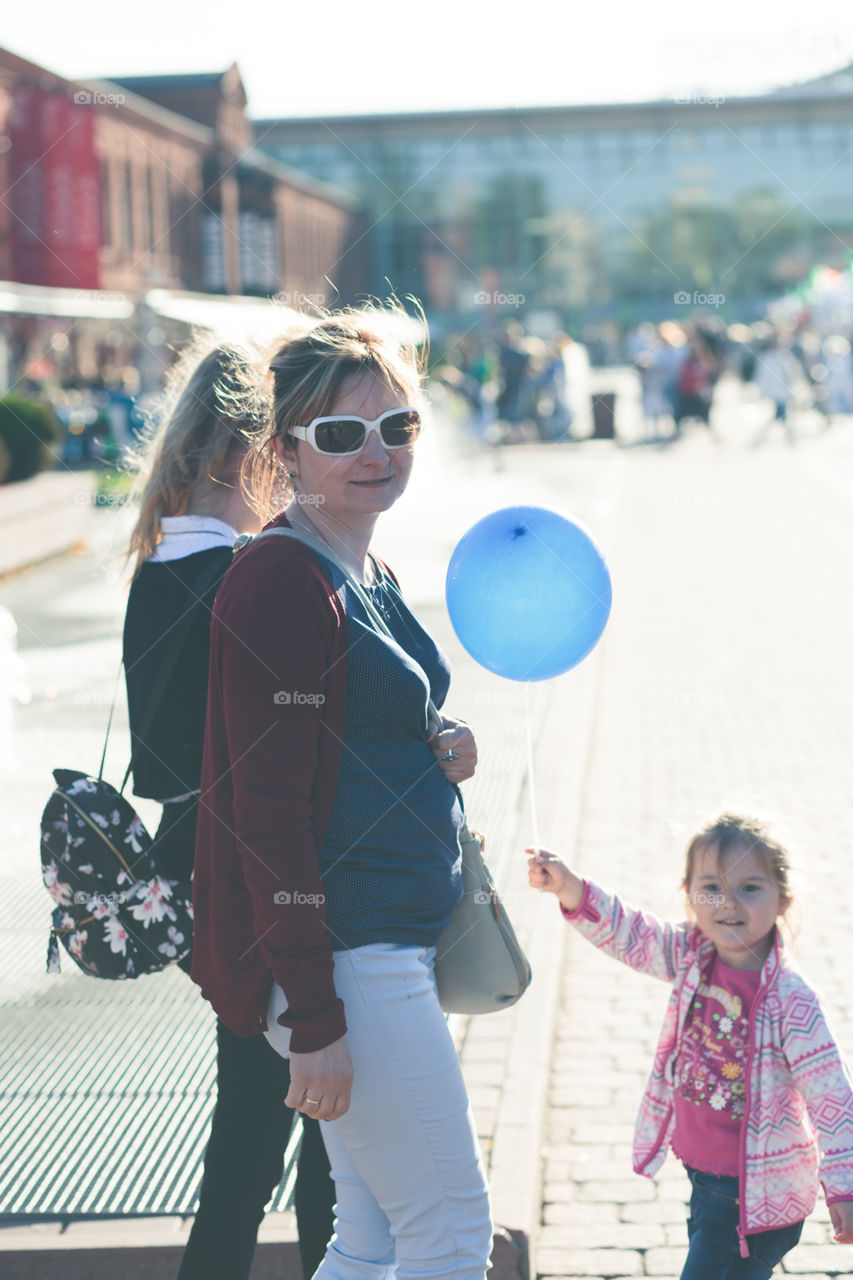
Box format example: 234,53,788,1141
318,562,464,951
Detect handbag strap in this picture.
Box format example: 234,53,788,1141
248,526,444,736
112,552,230,793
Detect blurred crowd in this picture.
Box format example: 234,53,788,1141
13,313,853,468
432,322,594,444
433,315,853,446
627,317,853,442
11,369,160,470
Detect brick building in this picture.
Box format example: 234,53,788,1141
107,66,364,303
0,48,366,392
0,48,365,303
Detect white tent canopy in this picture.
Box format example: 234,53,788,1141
145,289,427,348
0,280,134,319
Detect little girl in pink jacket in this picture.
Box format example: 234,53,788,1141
529,813,853,1277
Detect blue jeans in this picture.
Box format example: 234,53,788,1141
681,1167,803,1279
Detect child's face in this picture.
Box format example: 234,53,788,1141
687,843,788,970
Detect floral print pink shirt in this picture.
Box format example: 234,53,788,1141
672,955,760,1175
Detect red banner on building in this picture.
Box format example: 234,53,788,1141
8,83,101,289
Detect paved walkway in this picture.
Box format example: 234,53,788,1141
5,388,853,1277
527,419,853,1278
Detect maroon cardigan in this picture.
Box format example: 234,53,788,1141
191,513,350,1052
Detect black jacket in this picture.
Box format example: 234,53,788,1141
123,547,233,801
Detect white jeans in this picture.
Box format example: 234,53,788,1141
265,944,492,1280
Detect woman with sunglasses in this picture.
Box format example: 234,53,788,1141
192,306,493,1280
123,336,335,1280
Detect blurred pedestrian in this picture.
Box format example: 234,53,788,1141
559,331,592,436
752,336,802,444
123,335,335,1280
457,336,491,425
626,322,655,367
637,323,686,436
533,337,572,441
823,335,853,417
496,321,531,428
437,337,491,434
673,339,715,434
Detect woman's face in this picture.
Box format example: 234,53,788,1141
281,371,416,520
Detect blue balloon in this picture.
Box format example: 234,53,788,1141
445,506,612,681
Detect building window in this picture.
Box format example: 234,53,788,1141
100,163,113,249
169,182,195,283
146,167,157,250
134,166,149,251
121,163,134,252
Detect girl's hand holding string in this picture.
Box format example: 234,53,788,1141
527,847,585,914
830,1201,853,1243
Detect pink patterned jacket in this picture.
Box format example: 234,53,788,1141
562,879,853,1256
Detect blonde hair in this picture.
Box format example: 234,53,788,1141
244,299,428,525
125,335,269,577
682,812,795,918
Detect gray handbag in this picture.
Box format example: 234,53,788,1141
432,820,532,1015
247,525,532,1015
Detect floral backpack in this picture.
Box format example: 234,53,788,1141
39,555,225,980
40,770,193,979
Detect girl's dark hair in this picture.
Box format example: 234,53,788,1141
683,812,794,909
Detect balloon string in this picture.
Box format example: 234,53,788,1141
524,682,541,855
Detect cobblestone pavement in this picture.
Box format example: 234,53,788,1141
532,415,853,1278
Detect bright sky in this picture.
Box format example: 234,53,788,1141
5,0,853,118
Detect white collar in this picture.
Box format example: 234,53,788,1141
149,515,239,562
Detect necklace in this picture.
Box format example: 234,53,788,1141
364,573,392,619
285,514,392,624
286,514,376,586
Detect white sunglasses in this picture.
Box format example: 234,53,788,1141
290,407,422,455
